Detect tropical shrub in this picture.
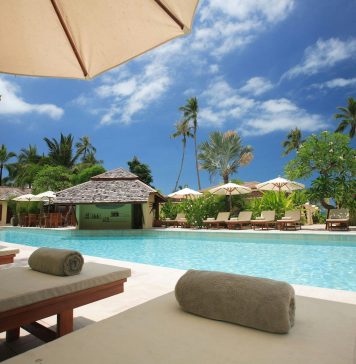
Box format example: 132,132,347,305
180,194,221,227
160,200,180,220
247,191,297,219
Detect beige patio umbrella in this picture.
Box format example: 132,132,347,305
256,177,305,193
168,187,202,199
0,0,199,79
210,183,252,211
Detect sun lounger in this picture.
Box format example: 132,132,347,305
325,209,350,231
251,211,276,230
4,292,356,364
0,262,130,343
203,212,230,228
225,211,252,229
0,246,20,265
277,210,301,230
172,213,188,228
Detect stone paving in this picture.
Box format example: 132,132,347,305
0,226,355,362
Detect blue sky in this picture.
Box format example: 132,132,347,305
1,0,355,194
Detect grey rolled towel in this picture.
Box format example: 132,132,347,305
28,247,84,276
175,270,295,334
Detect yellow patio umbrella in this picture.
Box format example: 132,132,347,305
0,0,199,79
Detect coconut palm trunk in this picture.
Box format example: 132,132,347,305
174,138,187,191
193,130,201,190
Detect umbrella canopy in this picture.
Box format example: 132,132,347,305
0,0,199,79
13,194,36,202
210,183,252,196
256,177,304,192
210,183,252,211
35,191,56,201
168,188,202,199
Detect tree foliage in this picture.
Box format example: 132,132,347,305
32,166,73,194
282,128,304,156
334,96,356,138
73,165,106,185
127,156,153,186
285,131,356,211
0,144,16,186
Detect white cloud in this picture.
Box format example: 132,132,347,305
204,0,294,22
209,64,220,74
98,62,171,125
312,77,356,89
199,77,327,135
239,77,274,96
283,38,356,79
0,77,63,120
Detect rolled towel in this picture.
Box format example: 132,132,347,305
175,270,295,334
28,247,84,276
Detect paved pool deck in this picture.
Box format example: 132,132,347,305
0,226,355,361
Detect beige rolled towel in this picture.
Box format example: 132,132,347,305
175,270,295,334
28,247,84,276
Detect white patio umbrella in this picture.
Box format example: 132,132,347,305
256,177,305,193
35,191,57,203
13,194,36,202
0,0,199,79
210,183,252,211
13,193,36,213
168,188,202,199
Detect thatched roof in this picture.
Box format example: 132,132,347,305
55,167,164,204
0,187,32,201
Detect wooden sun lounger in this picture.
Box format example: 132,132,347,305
251,211,276,230
225,211,252,230
0,263,130,343
5,292,356,364
0,246,20,265
203,212,230,229
277,210,301,231
325,209,350,231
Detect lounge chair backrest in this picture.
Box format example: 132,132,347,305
175,213,186,220
261,210,275,221
216,212,230,221
237,211,252,221
284,210,301,220
329,209,349,219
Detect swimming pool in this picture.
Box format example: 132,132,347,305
1,228,355,291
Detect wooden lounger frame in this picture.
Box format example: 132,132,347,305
0,278,127,343
0,254,16,265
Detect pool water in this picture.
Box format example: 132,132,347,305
1,228,356,291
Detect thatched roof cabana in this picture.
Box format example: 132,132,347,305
0,187,32,201
55,168,165,205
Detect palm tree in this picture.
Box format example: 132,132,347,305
83,151,103,166
75,136,97,160
12,145,42,188
335,97,356,138
18,144,41,164
0,144,16,186
282,128,303,156
171,119,193,191
198,131,253,184
179,97,201,189
44,133,79,168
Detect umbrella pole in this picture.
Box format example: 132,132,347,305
229,193,232,212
